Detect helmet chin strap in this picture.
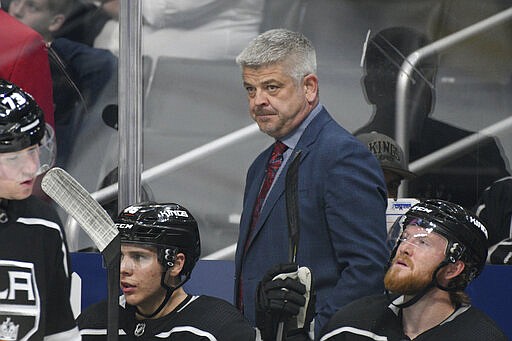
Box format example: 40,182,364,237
390,260,453,309
135,272,191,319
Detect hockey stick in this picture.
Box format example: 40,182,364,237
276,150,302,341
41,167,120,341
285,150,302,264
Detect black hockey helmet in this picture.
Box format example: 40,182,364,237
0,79,45,152
392,199,488,285
0,79,56,173
115,202,201,278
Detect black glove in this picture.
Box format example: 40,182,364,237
256,263,315,340
489,238,512,264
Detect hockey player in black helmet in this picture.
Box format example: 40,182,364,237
0,79,80,340
320,199,507,341
0,79,56,200
77,201,256,340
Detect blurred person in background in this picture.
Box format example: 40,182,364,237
355,26,509,208
357,131,416,200
92,0,264,60
7,0,117,167
0,9,54,127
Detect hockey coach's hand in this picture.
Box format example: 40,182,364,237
256,263,315,340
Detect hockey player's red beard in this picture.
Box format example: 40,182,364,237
384,255,434,295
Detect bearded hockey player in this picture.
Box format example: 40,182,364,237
77,202,256,340
0,79,80,340
320,200,507,341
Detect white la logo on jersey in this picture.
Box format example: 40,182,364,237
0,263,37,303
0,317,19,340
0,270,35,301
0,260,40,340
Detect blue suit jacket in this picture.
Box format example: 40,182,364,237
235,108,389,336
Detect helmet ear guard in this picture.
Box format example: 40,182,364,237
161,247,177,269
446,241,464,264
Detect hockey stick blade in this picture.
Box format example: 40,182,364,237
41,167,118,253
42,167,120,341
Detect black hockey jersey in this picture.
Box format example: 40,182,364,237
78,294,256,340
320,294,507,341
0,196,80,340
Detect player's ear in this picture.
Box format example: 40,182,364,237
164,253,185,286
303,74,318,103
170,253,185,276
48,13,66,33
442,260,465,280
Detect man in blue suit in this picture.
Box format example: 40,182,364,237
234,29,389,339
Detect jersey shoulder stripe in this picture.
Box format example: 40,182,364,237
441,304,470,324
17,217,62,231
155,326,217,340
45,326,82,341
320,326,388,341
16,216,69,277
80,328,127,336
176,295,200,312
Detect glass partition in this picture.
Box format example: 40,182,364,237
5,0,510,255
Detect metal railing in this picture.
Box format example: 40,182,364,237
396,6,512,196
118,0,143,211
409,116,512,175
66,124,260,251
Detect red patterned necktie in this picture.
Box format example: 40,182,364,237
238,141,287,310
247,140,288,247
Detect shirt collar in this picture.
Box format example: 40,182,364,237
280,103,322,149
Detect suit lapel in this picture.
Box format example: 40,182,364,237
246,148,308,249
243,108,333,251
239,147,272,250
